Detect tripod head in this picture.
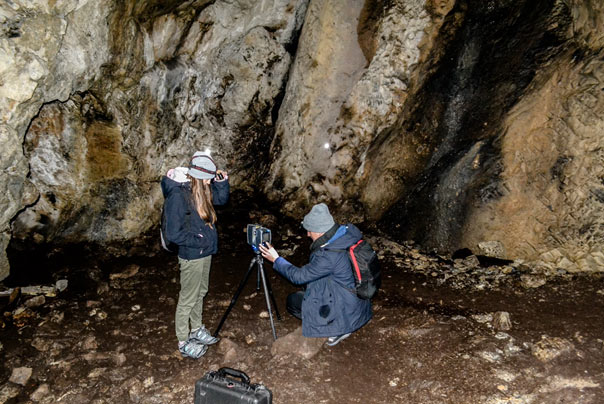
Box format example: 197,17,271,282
250,244,262,256
250,242,271,260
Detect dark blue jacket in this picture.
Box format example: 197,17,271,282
160,176,229,260
274,224,372,338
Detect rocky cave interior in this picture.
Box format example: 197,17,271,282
1,0,603,403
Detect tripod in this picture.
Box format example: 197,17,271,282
213,248,281,340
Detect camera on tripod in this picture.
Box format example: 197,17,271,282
246,224,271,247
214,223,280,340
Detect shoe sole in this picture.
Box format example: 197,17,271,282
180,347,208,359
180,343,208,359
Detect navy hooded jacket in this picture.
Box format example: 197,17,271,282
273,223,372,338
160,175,229,260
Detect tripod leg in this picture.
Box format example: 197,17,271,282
213,257,257,338
258,261,278,340
262,267,282,321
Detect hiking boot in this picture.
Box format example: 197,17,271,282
326,333,351,347
179,340,208,359
188,326,219,345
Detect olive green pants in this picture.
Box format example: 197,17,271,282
175,255,212,342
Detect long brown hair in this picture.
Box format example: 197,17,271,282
190,177,217,228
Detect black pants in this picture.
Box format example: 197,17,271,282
286,291,304,320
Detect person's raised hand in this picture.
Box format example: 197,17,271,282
259,242,279,263
215,169,228,181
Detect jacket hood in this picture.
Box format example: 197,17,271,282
161,176,190,198
323,223,362,249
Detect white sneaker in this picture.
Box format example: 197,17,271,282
326,333,351,346
189,326,219,345
179,340,208,359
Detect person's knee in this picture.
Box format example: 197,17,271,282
286,292,303,319
176,301,195,311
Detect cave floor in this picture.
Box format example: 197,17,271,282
1,207,604,403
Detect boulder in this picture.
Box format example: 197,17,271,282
270,326,325,359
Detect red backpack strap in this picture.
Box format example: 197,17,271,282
349,240,363,281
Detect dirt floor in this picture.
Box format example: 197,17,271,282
1,199,604,403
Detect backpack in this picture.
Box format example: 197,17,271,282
160,203,178,253
328,239,381,299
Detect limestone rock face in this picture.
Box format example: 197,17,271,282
265,0,603,273
463,52,604,272
265,0,448,219
1,0,113,279
1,0,604,278
3,0,309,269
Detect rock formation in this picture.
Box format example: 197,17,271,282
1,0,308,279
266,0,604,272
1,0,603,279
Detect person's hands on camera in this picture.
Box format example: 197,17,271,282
259,242,279,263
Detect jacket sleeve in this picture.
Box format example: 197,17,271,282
211,180,230,205
273,253,334,285
164,189,211,250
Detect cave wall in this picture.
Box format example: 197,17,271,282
265,0,452,219
1,0,309,280
1,0,603,279
377,0,604,272
266,0,604,272
1,0,113,279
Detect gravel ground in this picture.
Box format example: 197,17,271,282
1,203,603,403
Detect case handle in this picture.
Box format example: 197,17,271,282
217,367,250,385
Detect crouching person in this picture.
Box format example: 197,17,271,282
259,203,372,346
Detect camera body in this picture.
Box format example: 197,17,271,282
247,224,271,247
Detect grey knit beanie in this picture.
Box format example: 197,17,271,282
302,203,335,233
188,152,217,180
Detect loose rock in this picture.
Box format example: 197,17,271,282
55,279,68,292
31,337,51,352
493,311,512,331
218,338,248,364
471,313,493,324
271,326,325,360
111,352,126,366
478,241,506,258
0,385,20,403
88,368,106,378
520,274,547,289
9,367,33,386
80,335,98,350
25,295,46,308
531,335,575,362
30,383,50,401
110,264,140,280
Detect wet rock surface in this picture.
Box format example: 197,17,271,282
1,205,603,403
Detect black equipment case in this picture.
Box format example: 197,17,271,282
194,367,272,404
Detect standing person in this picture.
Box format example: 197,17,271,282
259,203,372,346
160,151,230,359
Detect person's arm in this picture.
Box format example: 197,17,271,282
165,191,211,250
275,254,334,285
211,171,230,205
259,243,332,285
